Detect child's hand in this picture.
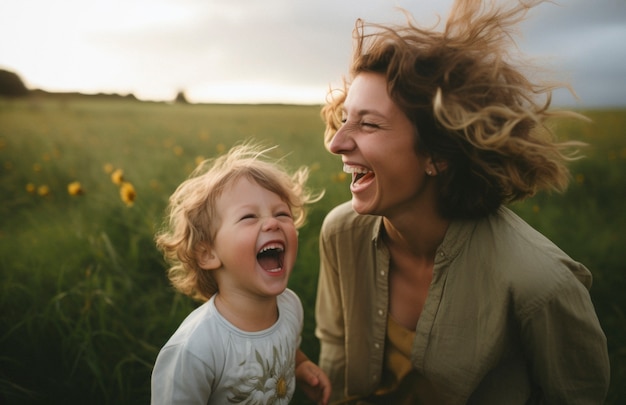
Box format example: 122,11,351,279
295,359,332,405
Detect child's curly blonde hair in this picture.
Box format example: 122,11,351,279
155,142,322,302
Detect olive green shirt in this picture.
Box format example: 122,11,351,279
315,202,609,404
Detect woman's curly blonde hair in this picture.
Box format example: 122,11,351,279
323,0,585,220
155,142,323,302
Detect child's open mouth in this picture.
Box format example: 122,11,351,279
257,244,284,272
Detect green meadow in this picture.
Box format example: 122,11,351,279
1,97,624,404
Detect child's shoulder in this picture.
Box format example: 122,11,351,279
278,288,303,322
280,288,300,302
165,299,220,346
151,300,223,377
279,288,303,309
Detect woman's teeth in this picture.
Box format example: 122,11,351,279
343,164,371,185
343,164,370,175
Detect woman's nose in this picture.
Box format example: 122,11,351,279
328,125,353,155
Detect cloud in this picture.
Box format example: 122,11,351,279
519,0,626,106
1,0,624,106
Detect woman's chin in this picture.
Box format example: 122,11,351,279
351,196,376,215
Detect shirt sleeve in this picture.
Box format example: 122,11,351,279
151,343,214,405
283,288,304,348
315,217,348,401
520,274,610,404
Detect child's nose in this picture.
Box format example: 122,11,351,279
262,216,280,231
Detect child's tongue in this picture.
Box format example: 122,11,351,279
257,250,282,271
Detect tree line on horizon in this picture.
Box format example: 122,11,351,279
0,68,190,103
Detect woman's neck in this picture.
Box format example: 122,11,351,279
382,209,449,260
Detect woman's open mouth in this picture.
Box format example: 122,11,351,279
343,164,374,188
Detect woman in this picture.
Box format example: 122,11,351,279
314,0,610,403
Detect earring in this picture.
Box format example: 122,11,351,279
427,170,433,175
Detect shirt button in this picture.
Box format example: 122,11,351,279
439,251,445,257
378,309,384,316
372,374,377,381
374,342,380,349
380,270,385,276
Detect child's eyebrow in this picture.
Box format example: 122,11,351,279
233,201,289,211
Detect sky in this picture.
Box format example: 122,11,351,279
1,0,625,107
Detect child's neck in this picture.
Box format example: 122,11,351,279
214,292,279,332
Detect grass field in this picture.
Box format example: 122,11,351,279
1,96,624,404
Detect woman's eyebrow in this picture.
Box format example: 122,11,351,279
342,108,386,118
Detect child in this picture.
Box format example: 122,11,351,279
151,143,331,405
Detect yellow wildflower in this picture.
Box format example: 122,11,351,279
68,181,84,196
173,145,184,156
33,163,42,172
216,143,226,154
195,156,205,166
103,163,114,174
575,174,585,185
111,169,124,185
120,182,136,207
198,129,210,141
38,185,50,197
332,172,348,183
26,183,36,193
163,138,175,148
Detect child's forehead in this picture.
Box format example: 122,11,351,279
220,175,287,201
223,174,262,191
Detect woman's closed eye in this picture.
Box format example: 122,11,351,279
361,121,379,128
340,117,379,130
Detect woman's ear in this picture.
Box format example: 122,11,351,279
426,156,448,175
196,243,222,270
434,159,448,173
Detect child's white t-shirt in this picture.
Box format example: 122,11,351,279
151,288,303,405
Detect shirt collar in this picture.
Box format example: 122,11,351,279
369,213,477,262
371,215,385,245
